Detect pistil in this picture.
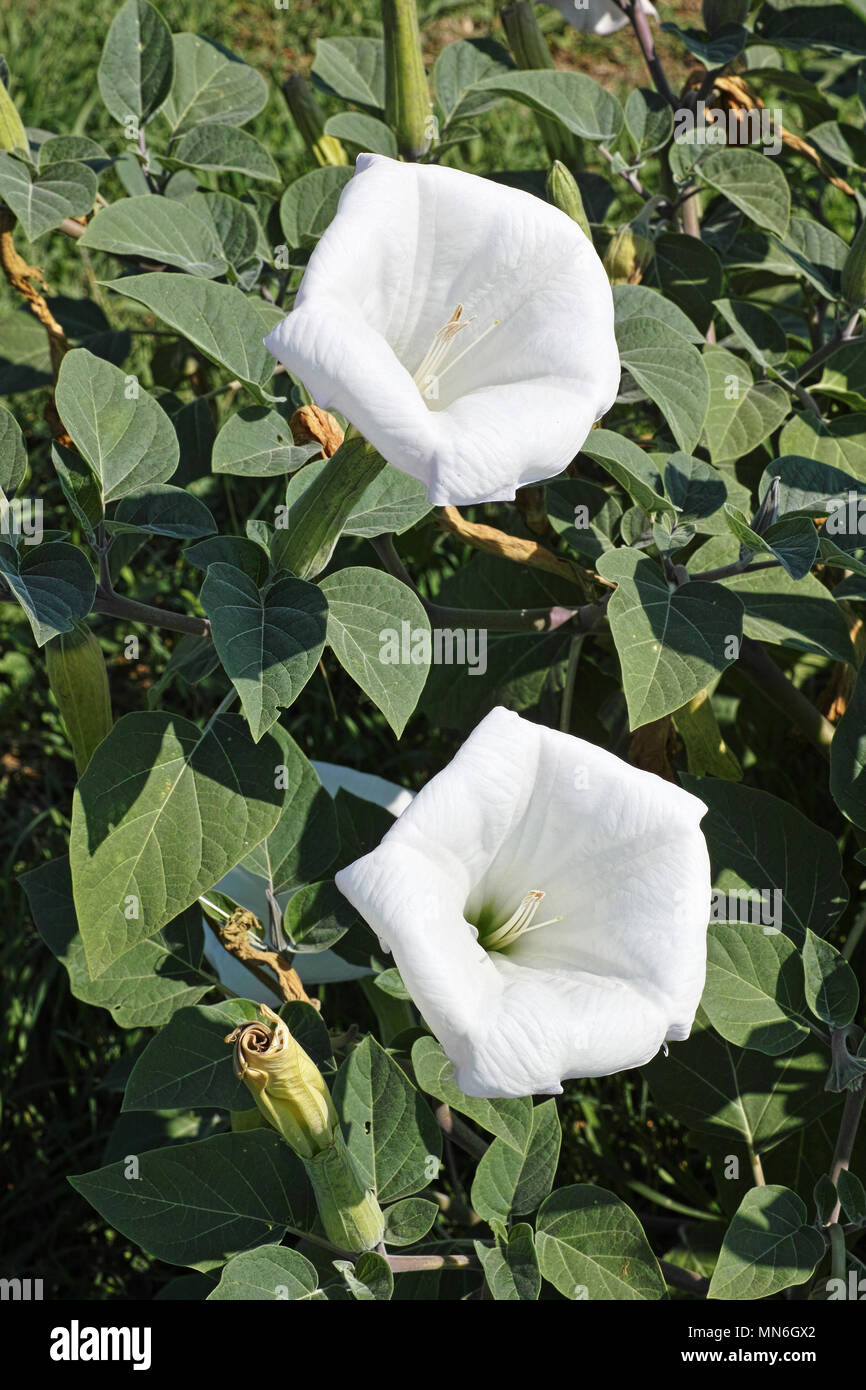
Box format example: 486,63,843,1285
479,890,563,952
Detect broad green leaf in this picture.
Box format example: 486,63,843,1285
0,539,95,646
410,1036,532,1152
762,454,866,517
756,4,866,57
324,112,396,157
55,348,179,504
0,73,28,154
643,1018,837,1151
0,152,96,240
70,711,283,976
240,723,339,896
38,135,110,170
69,1130,315,1270
817,342,866,410
0,308,52,394
680,774,847,946
279,165,353,252
172,124,278,183
579,429,674,517
332,1036,442,1203
474,70,622,142
110,484,215,539
185,535,268,587
598,548,743,728
319,567,430,738
97,0,174,125
663,452,727,520
0,403,27,493
433,38,513,126
536,1186,665,1300
212,407,318,477
183,191,259,270
775,215,847,300
662,21,747,64
283,879,360,954
698,147,790,238
651,233,723,334
475,1224,541,1301
381,1198,438,1247
721,505,817,580
80,194,227,276
702,346,790,464
616,315,710,453
208,1246,324,1300
702,924,811,1055
312,37,386,110
721,563,855,663
714,297,788,370
470,1100,561,1230
708,1186,825,1299
779,412,866,483
201,564,327,740
340,465,431,537
802,929,859,1028
547,477,622,560
161,33,267,136
624,87,673,156
21,856,212,1029
830,662,866,830
837,1170,866,1224
102,274,278,402
612,283,704,344
333,1251,393,1302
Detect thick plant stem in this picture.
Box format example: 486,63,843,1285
623,0,676,106
737,638,835,756
91,585,210,637
828,1082,866,1224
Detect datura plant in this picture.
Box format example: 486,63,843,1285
3,0,866,1319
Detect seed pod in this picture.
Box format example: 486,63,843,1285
45,620,112,774
603,226,654,286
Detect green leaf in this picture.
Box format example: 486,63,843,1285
708,1186,825,1299
612,283,704,344
161,34,267,136
381,1197,438,1247
212,407,318,478
240,724,339,896
816,342,866,410
714,298,788,370
0,71,28,154
651,233,724,335
536,1186,665,1300
38,135,110,170
702,924,811,1055
831,661,866,830
332,1036,442,1203
183,191,259,271
172,125,278,182
474,70,622,142
680,774,847,947
697,148,790,239
475,1224,541,1301
616,315,710,453
279,166,353,252
97,0,174,125
80,194,227,276
579,429,675,517
334,1250,393,1301
208,1246,324,1300
775,215,847,301
319,567,430,738
721,505,817,580
324,112,396,157
410,1036,532,1152
837,1169,866,1224
663,452,727,520
102,274,278,402
470,1100,561,1230
755,5,866,57
283,879,360,954
662,21,747,64
201,564,327,741
69,1130,315,1270
624,87,673,157
110,484,216,539
643,1018,837,1150
0,153,96,240
185,535,268,587
702,346,790,465
802,929,859,1029
69,711,283,976
55,348,179,504
597,548,743,728
779,412,866,483
339,465,431,537
312,37,386,110
21,855,212,1029
0,540,95,646
0,403,27,493
433,38,513,126
720,563,855,664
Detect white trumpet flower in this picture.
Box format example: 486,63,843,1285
336,707,710,1099
264,154,619,506
548,0,658,38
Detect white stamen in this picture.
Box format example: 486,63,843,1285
413,304,500,400
480,889,563,952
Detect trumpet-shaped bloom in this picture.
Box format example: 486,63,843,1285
548,0,657,38
336,708,710,1098
264,154,619,506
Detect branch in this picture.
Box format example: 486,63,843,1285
92,583,211,637
737,637,835,756
621,0,676,107
828,1065,866,1224
385,1252,478,1272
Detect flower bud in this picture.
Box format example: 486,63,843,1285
227,1005,385,1252
382,0,431,161
282,75,348,168
546,160,592,242
603,226,654,285
842,218,866,308
45,620,113,774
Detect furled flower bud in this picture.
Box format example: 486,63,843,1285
382,0,431,160
227,1005,385,1251
842,218,866,308
603,226,654,285
282,74,348,168
546,160,592,242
